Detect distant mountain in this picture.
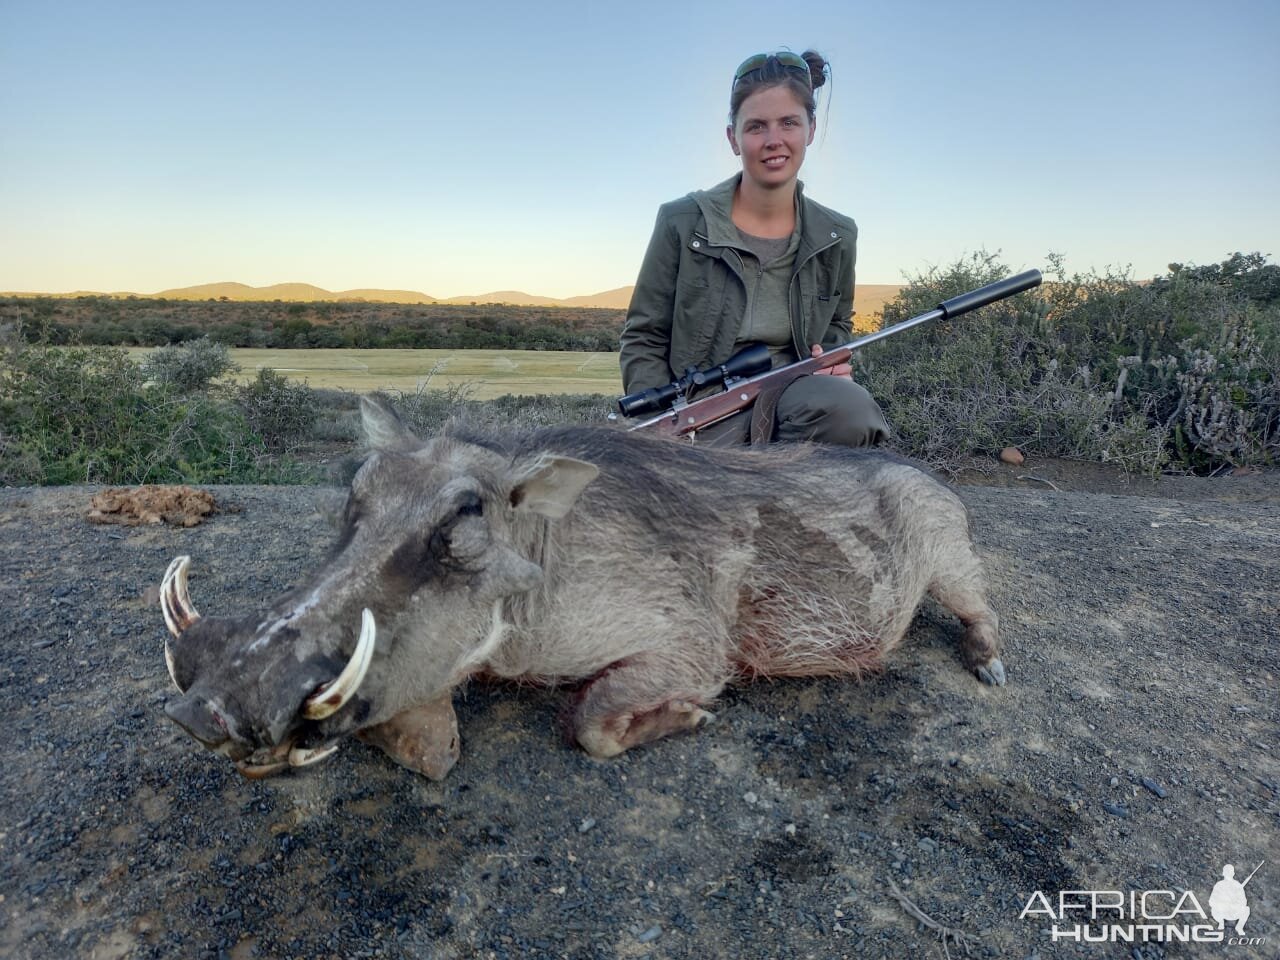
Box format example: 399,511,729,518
337,288,437,304
1,289,145,299
436,290,561,307
434,286,635,309
559,286,636,309
151,281,639,308
3,281,902,314
150,282,440,303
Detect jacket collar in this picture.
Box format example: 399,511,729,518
690,173,843,252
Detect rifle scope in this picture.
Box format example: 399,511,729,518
617,343,772,418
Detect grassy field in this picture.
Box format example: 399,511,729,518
125,347,623,399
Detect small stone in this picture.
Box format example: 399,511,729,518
1140,777,1168,799
636,925,661,944
1102,802,1129,819
743,791,758,805
784,823,796,836
577,818,595,834
999,446,1025,466
1109,777,1119,787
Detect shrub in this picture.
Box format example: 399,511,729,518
0,339,300,485
235,368,321,452
140,336,238,392
862,250,1278,474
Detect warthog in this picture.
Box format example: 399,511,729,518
161,396,1004,780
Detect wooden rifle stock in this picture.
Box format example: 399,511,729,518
627,269,1043,440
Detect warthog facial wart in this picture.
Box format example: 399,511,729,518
160,395,1005,780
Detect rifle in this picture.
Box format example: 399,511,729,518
621,269,1043,441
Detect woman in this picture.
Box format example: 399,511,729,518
620,50,888,447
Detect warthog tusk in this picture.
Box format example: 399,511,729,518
302,609,376,720
160,556,201,637
235,759,290,779
161,556,201,692
288,743,339,767
164,643,182,693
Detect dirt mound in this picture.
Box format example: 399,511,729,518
86,485,217,527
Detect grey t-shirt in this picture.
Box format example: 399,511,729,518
734,225,802,365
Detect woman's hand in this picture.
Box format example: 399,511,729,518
809,343,852,378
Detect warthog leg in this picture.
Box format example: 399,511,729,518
927,545,1006,686
356,693,461,780
572,657,722,758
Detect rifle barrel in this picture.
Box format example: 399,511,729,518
1241,860,1265,886
937,269,1043,319
816,269,1043,363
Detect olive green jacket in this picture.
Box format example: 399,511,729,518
620,174,857,394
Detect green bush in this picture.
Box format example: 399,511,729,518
0,339,301,485
140,336,239,392
861,250,1279,474
236,368,320,452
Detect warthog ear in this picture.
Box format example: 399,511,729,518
360,394,419,452
509,455,599,519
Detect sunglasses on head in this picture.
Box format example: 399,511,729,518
732,51,812,88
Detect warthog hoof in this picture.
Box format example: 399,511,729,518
975,658,1007,687
357,694,460,780
577,699,715,759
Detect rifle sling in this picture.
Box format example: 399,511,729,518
748,368,809,445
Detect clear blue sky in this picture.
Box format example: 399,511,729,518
2,0,1277,297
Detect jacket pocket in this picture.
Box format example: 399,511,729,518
673,271,729,370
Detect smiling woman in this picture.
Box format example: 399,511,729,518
619,49,889,449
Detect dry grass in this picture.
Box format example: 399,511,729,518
125,347,623,400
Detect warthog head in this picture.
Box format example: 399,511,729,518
159,396,598,777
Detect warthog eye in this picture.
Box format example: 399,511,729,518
457,493,483,518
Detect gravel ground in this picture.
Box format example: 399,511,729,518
1,466,1277,960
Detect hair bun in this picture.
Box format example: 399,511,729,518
801,50,829,90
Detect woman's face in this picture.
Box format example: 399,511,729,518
727,84,815,191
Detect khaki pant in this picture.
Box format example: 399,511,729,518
693,375,889,448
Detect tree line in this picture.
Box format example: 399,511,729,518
2,297,625,352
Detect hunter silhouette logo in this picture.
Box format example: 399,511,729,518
1019,860,1267,947
1210,862,1263,935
